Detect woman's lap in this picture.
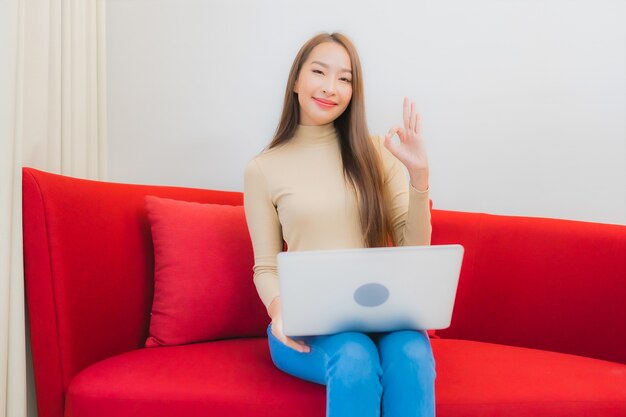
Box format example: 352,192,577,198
266,324,434,386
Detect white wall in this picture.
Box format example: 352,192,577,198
107,0,626,225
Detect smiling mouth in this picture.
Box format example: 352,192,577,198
313,97,337,107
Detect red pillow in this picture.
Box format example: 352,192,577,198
144,195,268,347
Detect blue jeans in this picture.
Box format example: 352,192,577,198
267,323,436,417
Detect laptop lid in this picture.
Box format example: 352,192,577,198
277,244,464,336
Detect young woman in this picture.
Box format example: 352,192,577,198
243,31,435,417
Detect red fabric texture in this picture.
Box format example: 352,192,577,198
22,167,626,417
432,209,626,364
23,168,247,417
66,338,626,417
144,196,268,346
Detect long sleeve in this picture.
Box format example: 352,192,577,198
243,159,283,312
376,136,432,247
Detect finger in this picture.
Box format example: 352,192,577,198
295,339,311,351
274,326,307,352
385,125,402,139
387,125,402,137
403,97,410,130
409,101,416,132
413,111,420,134
386,126,407,147
287,337,310,352
384,132,401,156
385,127,400,149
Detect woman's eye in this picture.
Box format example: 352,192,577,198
341,78,352,83
312,69,323,74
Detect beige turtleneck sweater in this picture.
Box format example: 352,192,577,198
243,122,432,311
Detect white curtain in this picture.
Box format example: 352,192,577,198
0,1,107,416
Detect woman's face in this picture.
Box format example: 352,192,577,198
294,42,353,126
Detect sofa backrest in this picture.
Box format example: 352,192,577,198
22,168,244,414
431,208,626,365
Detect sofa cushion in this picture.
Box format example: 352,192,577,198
434,340,626,416
144,196,268,347
66,338,626,417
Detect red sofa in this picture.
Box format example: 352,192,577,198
22,167,626,417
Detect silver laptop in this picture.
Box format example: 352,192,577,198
277,244,464,337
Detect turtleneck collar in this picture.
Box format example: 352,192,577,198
291,122,339,146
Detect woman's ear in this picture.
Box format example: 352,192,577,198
293,79,299,93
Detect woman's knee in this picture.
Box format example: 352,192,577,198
379,330,435,367
326,332,382,384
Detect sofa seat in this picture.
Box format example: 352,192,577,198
433,339,626,416
66,337,626,417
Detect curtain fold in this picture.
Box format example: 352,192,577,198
23,0,107,178
1,0,27,416
1,1,107,417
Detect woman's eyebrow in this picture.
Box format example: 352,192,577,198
311,60,352,74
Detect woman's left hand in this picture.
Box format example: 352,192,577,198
383,97,429,175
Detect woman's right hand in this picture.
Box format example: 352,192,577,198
268,296,311,353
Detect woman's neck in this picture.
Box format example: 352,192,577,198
292,122,338,146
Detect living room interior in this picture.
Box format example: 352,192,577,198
2,1,625,416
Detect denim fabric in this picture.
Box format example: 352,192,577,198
267,324,436,417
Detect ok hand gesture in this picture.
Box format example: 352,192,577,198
383,97,430,190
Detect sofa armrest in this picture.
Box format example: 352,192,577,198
22,167,245,417
432,209,626,364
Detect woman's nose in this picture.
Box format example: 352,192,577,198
322,81,336,94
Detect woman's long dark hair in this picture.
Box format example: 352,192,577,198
265,32,391,247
